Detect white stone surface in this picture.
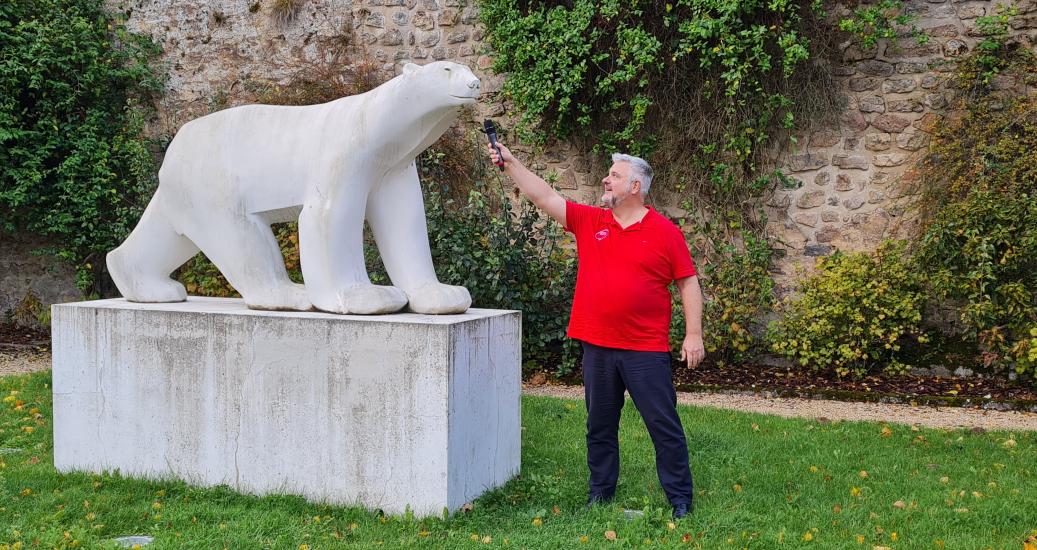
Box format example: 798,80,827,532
52,297,520,516
106,61,480,315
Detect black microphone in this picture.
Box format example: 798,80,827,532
483,119,505,171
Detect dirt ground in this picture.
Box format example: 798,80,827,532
6,348,1034,431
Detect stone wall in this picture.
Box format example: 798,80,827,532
113,0,1033,276
105,0,605,198
0,233,81,321
766,0,1037,284
4,0,1036,310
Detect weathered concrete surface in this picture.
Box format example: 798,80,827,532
52,297,520,516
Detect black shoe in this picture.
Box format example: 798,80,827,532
672,502,691,519
586,493,614,508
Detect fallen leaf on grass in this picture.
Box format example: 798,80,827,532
893,500,906,509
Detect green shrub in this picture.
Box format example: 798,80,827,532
0,0,163,292
767,241,927,377
1011,327,1037,383
918,190,1037,364
670,228,774,366
915,45,1037,379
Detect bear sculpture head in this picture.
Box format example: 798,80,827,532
400,61,480,109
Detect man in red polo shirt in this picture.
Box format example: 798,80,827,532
487,143,705,518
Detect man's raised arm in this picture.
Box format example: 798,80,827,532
486,143,567,227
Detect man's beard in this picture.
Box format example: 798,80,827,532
601,190,632,209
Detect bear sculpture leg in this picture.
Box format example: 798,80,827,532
300,182,409,315
181,213,312,311
366,162,471,314
107,195,199,303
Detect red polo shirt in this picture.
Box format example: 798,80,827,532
565,201,696,352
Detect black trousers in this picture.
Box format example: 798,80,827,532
581,341,693,505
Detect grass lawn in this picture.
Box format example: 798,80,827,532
1,371,1035,549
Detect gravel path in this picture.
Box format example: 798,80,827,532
5,349,1034,431
524,384,1037,432
0,348,50,377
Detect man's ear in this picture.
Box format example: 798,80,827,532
402,62,420,76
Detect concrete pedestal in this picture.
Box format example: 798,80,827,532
52,297,521,516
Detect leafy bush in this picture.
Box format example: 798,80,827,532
915,45,1037,379
670,228,774,366
423,175,577,375
0,0,163,292
1011,327,1037,383
419,136,578,373
8,289,51,332
767,241,927,377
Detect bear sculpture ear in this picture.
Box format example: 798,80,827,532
402,62,420,76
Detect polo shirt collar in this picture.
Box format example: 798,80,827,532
606,206,655,231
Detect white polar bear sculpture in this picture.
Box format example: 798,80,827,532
107,61,479,314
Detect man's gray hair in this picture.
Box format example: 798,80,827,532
612,153,653,197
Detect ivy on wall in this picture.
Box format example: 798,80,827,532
915,42,1037,382
0,0,163,293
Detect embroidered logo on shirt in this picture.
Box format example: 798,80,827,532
594,229,609,241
